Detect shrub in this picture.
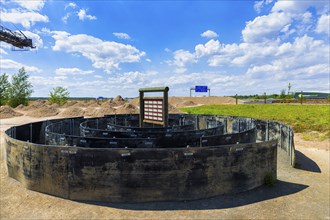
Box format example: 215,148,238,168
49,87,70,106
0,73,10,106
7,68,33,108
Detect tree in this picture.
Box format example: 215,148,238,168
7,67,33,108
49,86,70,106
288,82,291,95
0,73,10,106
280,89,286,99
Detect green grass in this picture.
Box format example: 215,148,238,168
181,104,330,140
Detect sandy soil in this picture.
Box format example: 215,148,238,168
0,99,329,219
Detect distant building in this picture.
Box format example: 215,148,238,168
294,92,330,99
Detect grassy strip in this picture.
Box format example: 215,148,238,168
181,104,330,139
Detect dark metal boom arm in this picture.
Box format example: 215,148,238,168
0,25,35,49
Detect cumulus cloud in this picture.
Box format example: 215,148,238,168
195,39,221,58
12,0,45,11
316,14,330,36
254,0,274,13
0,48,8,55
55,68,94,76
0,9,49,29
77,9,97,21
22,31,43,48
65,2,77,10
201,30,218,38
242,12,291,43
172,49,196,73
52,31,146,73
113,32,131,40
0,59,41,73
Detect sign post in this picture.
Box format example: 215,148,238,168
190,86,210,96
139,87,169,128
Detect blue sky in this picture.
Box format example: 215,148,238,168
0,0,329,97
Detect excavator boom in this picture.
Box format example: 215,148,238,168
0,25,35,49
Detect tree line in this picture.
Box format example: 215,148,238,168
1,67,70,107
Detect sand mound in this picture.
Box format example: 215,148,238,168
15,104,26,110
94,107,116,117
84,107,98,117
23,100,47,111
182,100,197,106
101,100,117,108
26,105,59,117
168,104,183,114
113,95,124,102
0,106,23,119
62,100,78,108
60,107,85,117
88,102,101,108
116,103,138,114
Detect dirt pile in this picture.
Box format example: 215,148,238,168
94,107,116,117
26,105,59,117
116,103,138,114
182,100,197,107
60,107,85,117
168,104,183,114
62,100,78,108
113,95,126,106
101,100,117,108
0,106,23,119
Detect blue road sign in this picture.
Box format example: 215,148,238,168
195,86,208,92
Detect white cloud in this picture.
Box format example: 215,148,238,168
201,30,218,38
65,2,77,10
0,59,41,73
172,49,196,73
55,68,94,76
146,58,152,62
195,39,221,58
52,31,146,73
242,12,291,43
164,48,171,52
0,9,49,28
113,32,131,40
62,13,71,23
77,9,97,21
22,31,43,48
0,48,8,55
316,14,330,36
254,0,274,13
12,0,45,11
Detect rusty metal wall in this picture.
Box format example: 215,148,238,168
4,114,295,202
5,135,277,202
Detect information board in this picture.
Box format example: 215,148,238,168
143,99,163,122
195,86,208,92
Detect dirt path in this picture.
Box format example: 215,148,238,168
0,116,329,219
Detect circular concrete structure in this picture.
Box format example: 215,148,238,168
4,114,295,202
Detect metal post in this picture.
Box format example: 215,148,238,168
266,120,269,141
164,89,169,127
139,91,144,128
235,94,238,105
30,123,33,142
300,90,303,105
208,88,210,97
264,92,266,104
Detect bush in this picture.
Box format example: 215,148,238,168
7,68,33,108
0,73,10,106
49,87,70,106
